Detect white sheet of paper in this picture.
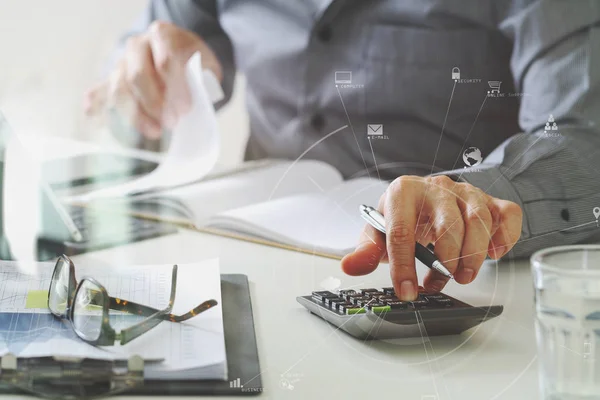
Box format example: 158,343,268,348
0,261,168,361
0,258,226,379
72,52,221,201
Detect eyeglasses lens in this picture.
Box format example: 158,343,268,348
48,258,70,315
73,280,104,342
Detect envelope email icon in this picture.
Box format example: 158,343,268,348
367,124,383,136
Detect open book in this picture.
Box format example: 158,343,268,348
103,160,389,258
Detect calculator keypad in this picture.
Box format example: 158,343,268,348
311,287,454,314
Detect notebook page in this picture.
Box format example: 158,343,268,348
134,159,344,225
208,177,389,256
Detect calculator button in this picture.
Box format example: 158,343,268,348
382,287,395,295
410,299,430,309
361,289,379,295
358,299,378,307
345,307,366,315
423,294,445,300
434,298,453,307
338,290,357,298
379,295,399,303
312,291,338,301
386,301,409,309
365,291,386,298
335,302,353,311
365,302,385,310
325,298,342,307
350,296,369,305
369,305,391,313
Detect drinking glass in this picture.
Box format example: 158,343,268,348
532,245,600,400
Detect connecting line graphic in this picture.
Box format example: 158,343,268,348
415,310,451,400
267,125,348,200
336,85,372,179
450,94,489,172
442,220,598,264
367,136,381,180
415,80,458,234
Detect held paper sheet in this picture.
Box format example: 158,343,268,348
71,52,223,201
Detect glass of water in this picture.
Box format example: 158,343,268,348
532,245,600,400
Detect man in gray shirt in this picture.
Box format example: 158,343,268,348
85,0,600,300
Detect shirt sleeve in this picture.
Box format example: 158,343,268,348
111,0,235,108
443,0,600,258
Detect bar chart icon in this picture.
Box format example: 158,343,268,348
230,378,242,388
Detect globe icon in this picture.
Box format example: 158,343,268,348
463,147,482,167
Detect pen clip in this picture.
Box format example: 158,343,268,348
360,212,386,234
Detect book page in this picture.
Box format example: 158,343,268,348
208,177,389,256
132,159,344,225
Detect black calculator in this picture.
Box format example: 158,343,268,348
297,287,503,340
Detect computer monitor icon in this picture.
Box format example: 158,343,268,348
335,71,352,84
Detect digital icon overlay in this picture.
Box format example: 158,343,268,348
463,147,483,168
452,67,460,80
367,124,384,136
335,71,352,85
487,81,502,95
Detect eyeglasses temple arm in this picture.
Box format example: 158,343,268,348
116,265,178,345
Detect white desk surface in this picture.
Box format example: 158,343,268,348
19,230,539,400
7,137,539,399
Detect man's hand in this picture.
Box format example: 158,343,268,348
341,175,522,300
84,21,223,140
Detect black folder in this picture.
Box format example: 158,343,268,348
130,274,262,396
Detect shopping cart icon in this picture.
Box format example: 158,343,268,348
488,81,502,94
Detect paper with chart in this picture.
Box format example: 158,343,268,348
0,258,226,379
69,51,223,201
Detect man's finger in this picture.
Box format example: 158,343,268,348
125,36,167,126
428,177,465,285
149,24,192,118
341,224,385,276
341,195,387,275
109,65,162,140
489,199,523,259
385,177,421,301
453,185,492,284
84,81,109,116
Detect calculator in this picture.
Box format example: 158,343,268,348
297,287,503,340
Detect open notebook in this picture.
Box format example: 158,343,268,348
98,160,389,258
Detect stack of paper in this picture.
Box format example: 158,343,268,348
0,258,226,381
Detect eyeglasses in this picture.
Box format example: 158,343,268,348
47,255,218,346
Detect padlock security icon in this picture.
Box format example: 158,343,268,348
452,67,460,80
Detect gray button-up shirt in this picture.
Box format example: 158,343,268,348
123,0,600,257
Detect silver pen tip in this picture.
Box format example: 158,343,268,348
448,274,455,280
359,204,368,212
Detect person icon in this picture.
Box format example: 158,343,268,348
552,122,558,130
594,207,600,227
545,122,551,131
548,114,555,123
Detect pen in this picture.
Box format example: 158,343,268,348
359,204,454,280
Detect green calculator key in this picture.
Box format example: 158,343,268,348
346,307,365,315
370,305,391,313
